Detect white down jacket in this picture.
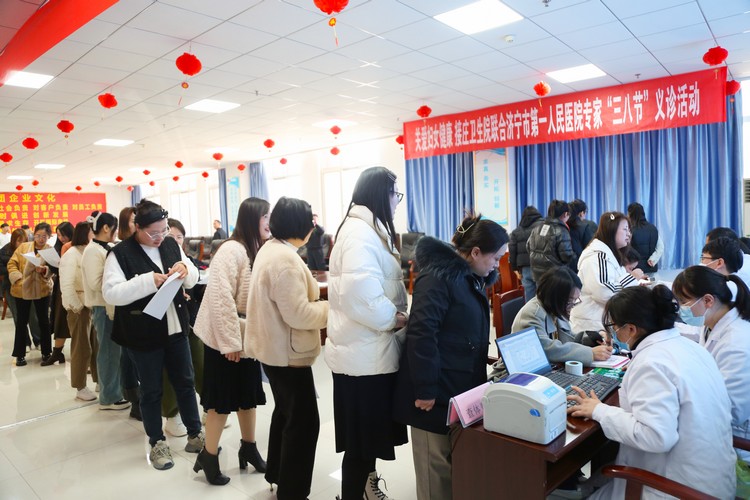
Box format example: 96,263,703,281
325,205,408,376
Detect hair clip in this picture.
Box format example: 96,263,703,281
609,213,615,220
456,222,475,235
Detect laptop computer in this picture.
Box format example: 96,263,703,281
495,327,620,406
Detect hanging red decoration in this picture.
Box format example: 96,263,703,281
15,185,22,191
22,137,39,149
57,120,74,138
280,158,288,165
395,135,404,145
416,105,432,118
98,93,118,109
126,186,133,192
75,185,82,191
149,181,155,187
176,52,202,89
143,169,151,176
115,175,123,183
32,180,39,187
533,81,551,97
173,176,180,182
330,125,341,136
330,146,340,156
314,0,348,15
201,171,209,178
175,161,183,168
263,139,275,150
237,164,246,172
0,152,12,163
727,80,741,95
212,153,223,161
703,46,728,66
94,181,101,187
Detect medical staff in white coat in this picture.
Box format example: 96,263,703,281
673,265,750,492
567,285,736,499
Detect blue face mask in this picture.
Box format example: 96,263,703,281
679,299,704,327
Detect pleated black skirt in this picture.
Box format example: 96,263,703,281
200,344,266,414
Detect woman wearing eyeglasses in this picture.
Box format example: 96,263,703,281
7,222,55,366
326,166,409,500
567,285,736,499
102,199,202,471
512,266,612,365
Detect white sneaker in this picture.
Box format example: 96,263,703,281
75,387,97,401
364,471,393,500
165,414,187,437
149,440,174,470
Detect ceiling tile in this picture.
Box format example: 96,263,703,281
76,47,154,73
727,61,750,79
596,53,663,75
502,0,589,18
159,0,261,19
376,75,431,92
117,73,175,93
379,52,444,73
472,19,551,51
697,0,750,21
468,84,532,105
23,57,74,77
564,75,623,92
343,0,425,34
250,38,326,66
431,93,495,111
66,19,121,45
192,22,277,53
99,27,185,58
532,1,619,35
452,51,519,73
336,37,411,61
420,37,495,63
556,21,635,51
231,1,321,37
165,43,244,70
219,55,287,78
500,37,574,62
606,64,667,83
483,63,541,82
621,2,706,37
294,53,362,76
639,23,713,52
716,32,750,52
382,18,461,50
526,52,592,74
96,0,154,24
188,68,253,88
441,74,497,91
266,67,329,86
235,78,297,97
395,0,472,17
127,3,223,39
410,64,471,83
285,21,372,50
39,40,95,63
578,39,649,64
708,14,750,38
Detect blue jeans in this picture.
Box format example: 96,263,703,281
92,306,123,405
126,333,201,445
521,266,536,302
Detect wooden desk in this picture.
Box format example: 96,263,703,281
452,392,619,499
312,271,328,345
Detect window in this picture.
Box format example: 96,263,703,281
268,161,302,207
168,176,198,236
322,166,366,232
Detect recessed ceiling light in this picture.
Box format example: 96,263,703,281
94,139,134,147
184,99,240,113
7,175,33,180
312,119,357,128
434,0,523,35
34,164,65,170
547,64,607,84
4,71,54,89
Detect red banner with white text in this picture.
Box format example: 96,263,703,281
0,192,106,230
403,67,727,159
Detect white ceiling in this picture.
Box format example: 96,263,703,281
0,0,748,187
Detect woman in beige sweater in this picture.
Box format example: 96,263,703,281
245,197,329,500
193,197,271,485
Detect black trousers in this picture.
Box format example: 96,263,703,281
13,296,50,358
263,364,320,500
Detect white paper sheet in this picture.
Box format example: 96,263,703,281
143,273,184,320
38,247,60,268
22,252,42,267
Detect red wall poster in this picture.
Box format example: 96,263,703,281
0,192,106,230
403,67,727,160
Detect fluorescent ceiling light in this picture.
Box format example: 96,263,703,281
94,139,134,147
312,119,357,128
34,164,65,170
184,99,240,113
547,64,607,84
4,71,54,89
434,0,523,35
7,175,33,180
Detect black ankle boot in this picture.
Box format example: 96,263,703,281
193,449,230,485
124,388,141,421
41,348,65,366
238,439,267,473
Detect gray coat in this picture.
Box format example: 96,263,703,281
511,297,593,366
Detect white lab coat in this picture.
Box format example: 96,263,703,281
590,328,736,499
701,308,750,462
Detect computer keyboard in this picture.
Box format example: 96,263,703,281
561,373,620,408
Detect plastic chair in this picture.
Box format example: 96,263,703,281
492,289,524,338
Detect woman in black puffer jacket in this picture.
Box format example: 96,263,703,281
508,206,542,301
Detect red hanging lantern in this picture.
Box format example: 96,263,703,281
703,46,728,66
534,81,551,97
115,175,123,183
149,181,155,187
57,120,74,138
0,152,12,163
263,139,275,150
212,153,223,161
173,176,180,182
175,161,183,168
237,164,246,172
15,185,22,191
330,125,341,137
98,93,118,109
22,137,39,149
126,185,133,192
395,135,404,145
31,180,39,187
727,80,741,95
201,171,209,178
280,158,288,165
143,169,151,176
75,185,82,191
176,52,202,89
330,146,340,156
94,181,101,187
416,105,432,118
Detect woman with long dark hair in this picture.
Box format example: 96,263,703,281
43,221,74,366
193,197,271,485
627,202,663,273
326,166,409,500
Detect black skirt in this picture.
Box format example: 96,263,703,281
332,372,408,460
200,344,266,414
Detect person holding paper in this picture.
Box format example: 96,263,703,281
7,222,55,366
102,199,201,471
393,215,508,500
42,221,73,366
1,228,42,351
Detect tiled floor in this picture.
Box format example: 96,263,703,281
0,316,421,500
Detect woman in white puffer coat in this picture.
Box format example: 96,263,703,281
325,166,409,500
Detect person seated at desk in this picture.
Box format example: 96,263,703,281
567,285,736,499
701,236,750,290
672,266,750,496
511,266,612,365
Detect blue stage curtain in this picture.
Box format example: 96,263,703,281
514,95,742,269
130,185,142,206
405,152,474,242
248,162,269,201
218,168,229,232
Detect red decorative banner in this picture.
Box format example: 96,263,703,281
0,192,106,230
403,67,727,160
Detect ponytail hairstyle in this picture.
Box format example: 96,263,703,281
603,284,679,336
672,265,750,321
452,214,509,257
593,211,629,265
86,211,118,235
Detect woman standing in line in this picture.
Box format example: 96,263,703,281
118,207,136,241
326,167,409,500
60,221,97,401
393,216,508,500
43,221,73,366
193,198,270,485
7,223,55,366
627,202,663,273
245,197,329,500
1,228,42,350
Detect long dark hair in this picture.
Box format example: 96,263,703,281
337,166,398,248
672,266,750,321
10,228,27,250
537,267,582,319
593,211,628,265
232,197,271,264
627,202,647,229
88,211,118,235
